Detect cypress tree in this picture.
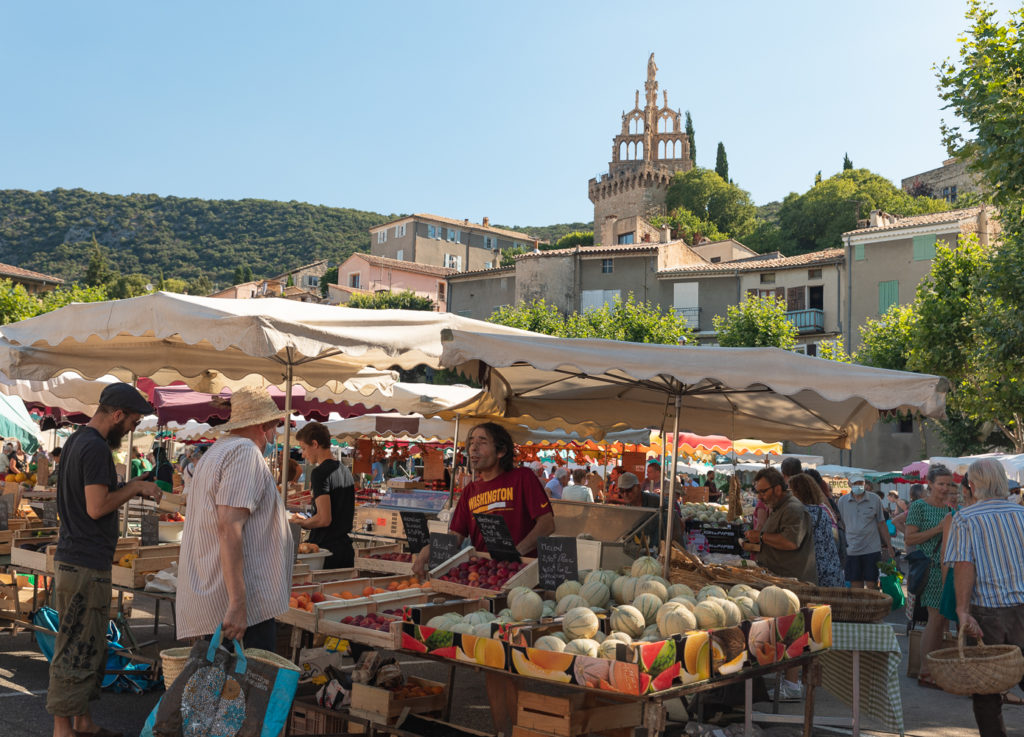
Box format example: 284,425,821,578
843,153,853,170
685,111,696,165
715,142,729,181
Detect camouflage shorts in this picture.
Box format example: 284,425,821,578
46,562,111,717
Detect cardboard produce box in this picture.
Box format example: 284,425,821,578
349,676,446,725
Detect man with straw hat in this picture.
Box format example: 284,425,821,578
48,382,160,737
176,386,292,651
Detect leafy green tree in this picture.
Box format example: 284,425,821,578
347,290,435,311
843,153,853,170
162,277,190,293
552,231,593,249
39,284,108,312
107,273,151,299
814,171,822,186
488,299,565,335
244,265,254,282
712,295,798,350
815,338,850,362
189,274,213,296
685,111,696,165
854,304,917,371
650,208,724,245
665,169,756,239
937,0,1023,206
84,240,116,287
500,245,529,267
320,266,338,298
286,274,295,288
714,143,729,182
772,169,950,254
0,280,40,324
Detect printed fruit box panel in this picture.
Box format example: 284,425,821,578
400,623,509,671
635,632,712,690
510,645,649,695
710,623,757,676
773,605,831,660
407,598,493,624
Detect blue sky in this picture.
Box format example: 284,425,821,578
0,1,1006,226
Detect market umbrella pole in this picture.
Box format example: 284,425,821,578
447,414,460,509
280,361,294,500
662,395,682,579
122,374,139,536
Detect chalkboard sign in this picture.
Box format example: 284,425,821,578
701,524,745,555
41,501,59,528
0,497,10,531
428,532,460,570
141,510,159,546
400,511,429,554
473,513,520,562
536,536,578,591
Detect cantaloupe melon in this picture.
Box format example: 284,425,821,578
757,586,801,617
717,599,743,627
697,585,728,602
613,576,640,604
734,596,760,620
605,631,633,644
562,607,600,640
598,638,624,660
511,591,544,621
656,601,698,637
506,586,534,607
555,594,588,616
534,635,567,652
639,574,670,588
668,596,697,611
667,583,695,600
631,593,662,625
555,580,582,601
564,638,601,657
609,605,646,638
630,556,661,578
635,579,668,603
579,580,611,609
693,600,726,629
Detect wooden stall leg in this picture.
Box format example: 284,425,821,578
851,650,861,737
744,678,753,737
642,700,666,737
485,670,519,737
153,597,160,635
441,663,456,722
801,658,821,737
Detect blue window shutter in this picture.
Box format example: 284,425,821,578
854,243,865,261
878,280,898,315
913,234,937,261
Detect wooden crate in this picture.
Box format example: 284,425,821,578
309,567,359,583
430,548,538,600
287,695,359,735
514,690,641,737
318,616,403,649
110,542,179,588
349,676,446,725
0,572,47,618
10,527,59,571
354,543,414,575
0,519,29,555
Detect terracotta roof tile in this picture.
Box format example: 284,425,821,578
0,263,64,284
658,248,844,277
516,242,660,259
447,265,515,280
843,206,985,236
371,213,543,244
352,253,456,278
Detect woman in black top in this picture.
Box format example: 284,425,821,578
291,422,355,569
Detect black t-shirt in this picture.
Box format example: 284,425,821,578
55,426,119,570
308,459,355,561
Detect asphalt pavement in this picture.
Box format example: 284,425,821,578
0,600,1018,737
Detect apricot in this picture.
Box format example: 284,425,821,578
362,586,375,597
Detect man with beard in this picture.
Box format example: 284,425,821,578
49,383,160,737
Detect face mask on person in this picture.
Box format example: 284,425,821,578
851,484,866,496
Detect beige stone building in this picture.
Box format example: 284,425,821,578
588,54,693,245
208,259,327,302
368,214,540,273
0,263,64,294
329,253,454,310
901,157,983,204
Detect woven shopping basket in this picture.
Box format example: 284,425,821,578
159,647,192,688
788,585,892,623
927,629,1024,695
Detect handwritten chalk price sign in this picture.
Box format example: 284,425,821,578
399,511,429,554
428,532,460,570
536,536,578,591
472,513,520,562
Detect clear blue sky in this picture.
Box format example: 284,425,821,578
0,1,1008,227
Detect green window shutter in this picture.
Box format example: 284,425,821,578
854,243,865,261
878,280,898,315
912,234,937,261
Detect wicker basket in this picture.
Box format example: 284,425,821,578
789,585,892,623
928,629,1024,695
160,647,192,688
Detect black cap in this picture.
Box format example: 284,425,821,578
99,383,153,415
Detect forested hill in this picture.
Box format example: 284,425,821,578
0,188,400,286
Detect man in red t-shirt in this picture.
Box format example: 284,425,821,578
413,423,555,577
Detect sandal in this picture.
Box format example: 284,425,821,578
917,675,942,690
1002,692,1024,706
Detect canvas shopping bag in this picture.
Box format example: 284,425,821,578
141,625,300,737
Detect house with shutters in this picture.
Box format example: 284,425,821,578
329,252,454,310
842,206,999,352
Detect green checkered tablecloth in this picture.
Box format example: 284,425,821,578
820,622,904,733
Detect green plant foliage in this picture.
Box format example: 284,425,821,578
712,295,797,350
492,222,593,245
815,337,850,362
842,153,853,170
854,304,918,371
107,273,151,300
0,188,397,286
650,208,724,246
0,280,43,324
768,169,951,255
488,295,694,345
685,111,696,165
665,169,756,240
937,0,1024,207
39,283,109,312
715,143,729,182
553,231,594,249
320,266,339,298
347,290,435,311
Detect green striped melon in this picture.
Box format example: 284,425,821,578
667,583,695,599
534,635,567,652
555,594,588,616
555,580,582,601
613,576,640,604
506,586,534,607
579,580,611,609
635,579,668,603
757,585,801,617
718,599,743,627
598,638,624,660
562,607,600,640
668,596,697,611
639,574,670,588
585,569,619,588
734,596,760,620
693,600,726,629
657,603,698,637
609,605,646,638
511,591,544,621
729,584,759,599
630,556,661,578
605,630,633,644
631,593,663,625
564,638,601,657
698,585,729,602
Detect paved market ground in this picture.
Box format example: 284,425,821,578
0,600,1019,737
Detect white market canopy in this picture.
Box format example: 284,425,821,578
0,371,120,416
438,330,949,449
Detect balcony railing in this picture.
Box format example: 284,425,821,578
786,308,825,333
673,306,701,329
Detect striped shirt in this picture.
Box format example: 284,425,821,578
176,435,292,639
943,499,1024,608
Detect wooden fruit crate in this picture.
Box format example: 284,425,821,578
354,543,414,575
349,676,446,725
10,527,59,571
0,519,29,555
309,567,359,583
110,542,180,588
317,615,404,649
287,695,357,735
513,690,640,737
430,548,538,600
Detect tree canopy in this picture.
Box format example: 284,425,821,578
346,290,435,311
0,280,108,326
488,294,695,345
711,295,798,350
665,168,756,241
715,143,729,182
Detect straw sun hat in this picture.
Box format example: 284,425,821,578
213,386,288,434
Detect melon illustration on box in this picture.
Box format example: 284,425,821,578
746,618,776,666
807,605,832,652
636,638,681,692
710,625,747,676
679,631,711,684
774,610,809,660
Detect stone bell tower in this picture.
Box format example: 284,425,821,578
588,54,693,243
